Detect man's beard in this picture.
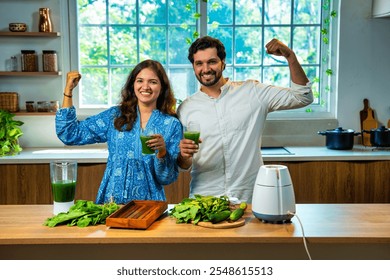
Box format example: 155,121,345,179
197,70,222,87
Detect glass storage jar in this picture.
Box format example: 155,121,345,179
25,101,35,112
42,50,58,72
49,101,59,112
37,101,50,112
21,50,38,72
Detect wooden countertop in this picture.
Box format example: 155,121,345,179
1,204,389,245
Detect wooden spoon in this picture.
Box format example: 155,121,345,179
362,107,378,146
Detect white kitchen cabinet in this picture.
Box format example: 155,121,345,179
372,0,390,17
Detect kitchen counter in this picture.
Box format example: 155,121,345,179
0,145,389,164
0,204,389,260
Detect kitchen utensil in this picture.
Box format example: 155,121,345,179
252,165,295,224
9,23,27,32
106,200,167,229
388,119,390,128
50,160,77,215
362,126,390,147
318,127,360,150
362,107,378,146
195,218,245,229
360,99,375,131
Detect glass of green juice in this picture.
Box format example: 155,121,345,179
184,121,200,144
50,160,77,215
140,128,155,155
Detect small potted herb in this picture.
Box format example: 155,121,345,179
0,109,24,156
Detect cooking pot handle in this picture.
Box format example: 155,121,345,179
354,132,361,136
361,130,370,135
317,131,327,135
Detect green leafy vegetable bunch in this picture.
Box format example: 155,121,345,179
0,109,24,157
169,194,230,225
43,200,120,228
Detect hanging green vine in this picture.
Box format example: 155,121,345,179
306,0,337,112
322,0,337,77
182,0,210,44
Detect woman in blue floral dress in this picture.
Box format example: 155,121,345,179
56,60,183,204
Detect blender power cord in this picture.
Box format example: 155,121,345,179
288,211,312,260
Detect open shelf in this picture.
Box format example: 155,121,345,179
0,32,60,37
0,71,62,76
12,110,56,116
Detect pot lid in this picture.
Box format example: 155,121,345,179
372,126,389,132
325,127,355,134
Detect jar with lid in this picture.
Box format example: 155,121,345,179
42,50,58,72
26,101,35,112
49,101,59,112
21,50,38,72
37,101,50,112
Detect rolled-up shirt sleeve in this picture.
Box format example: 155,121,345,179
254,80,313,112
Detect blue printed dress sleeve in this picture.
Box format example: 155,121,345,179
55,106,117,145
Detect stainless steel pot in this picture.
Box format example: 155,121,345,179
362,126,390,147
318,127,360,150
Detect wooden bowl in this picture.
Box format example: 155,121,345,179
9,23,27,32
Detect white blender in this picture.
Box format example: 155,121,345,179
252,165,296,223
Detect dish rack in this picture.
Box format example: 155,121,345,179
0,92,19,112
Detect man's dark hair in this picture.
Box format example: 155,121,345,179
188,36,226,63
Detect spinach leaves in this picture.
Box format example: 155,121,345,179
169,195,230,224
43,200,120,227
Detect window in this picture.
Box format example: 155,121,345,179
75,0,336,118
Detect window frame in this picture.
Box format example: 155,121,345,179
68,0,338,121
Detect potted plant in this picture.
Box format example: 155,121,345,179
0,109,24,156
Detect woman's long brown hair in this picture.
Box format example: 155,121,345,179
114,60,177,131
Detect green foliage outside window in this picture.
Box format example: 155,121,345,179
76,0,336,114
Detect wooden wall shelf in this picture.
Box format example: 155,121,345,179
0,32,60,37
13,110,56,116
0,71,62,76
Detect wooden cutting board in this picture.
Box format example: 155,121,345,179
362,107,378,146
195,218,245,229
360,99,375,131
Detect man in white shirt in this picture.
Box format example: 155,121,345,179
176,36,313,203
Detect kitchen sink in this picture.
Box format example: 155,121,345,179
260,147,293,155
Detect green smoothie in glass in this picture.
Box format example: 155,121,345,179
50,160,77,214
52,180,76,202
184,122,200,144
184,131,200,144
140,135,155,155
